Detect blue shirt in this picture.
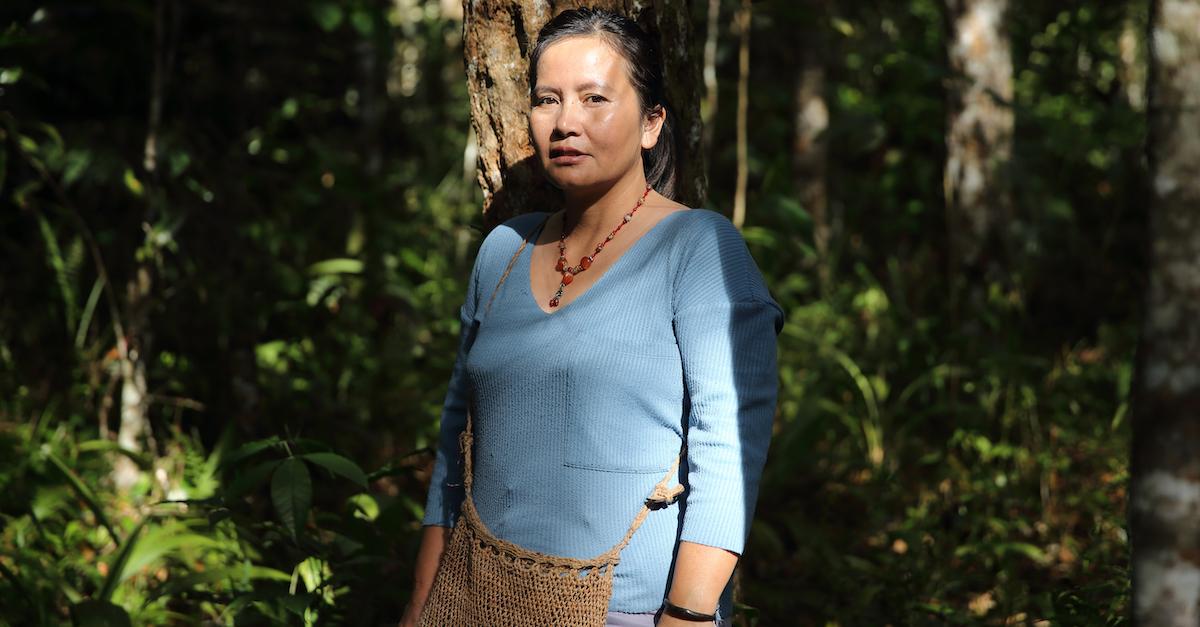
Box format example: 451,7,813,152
422,208,785,618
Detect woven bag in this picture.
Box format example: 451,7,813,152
417,405,685,627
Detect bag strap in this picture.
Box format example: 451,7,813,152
484,212,553,317
600,446,685,560
458,212,551,495
459,401,477,495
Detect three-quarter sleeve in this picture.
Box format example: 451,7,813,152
671,211,785,555
421,244,484,528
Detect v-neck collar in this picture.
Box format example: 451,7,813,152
524,209,690,316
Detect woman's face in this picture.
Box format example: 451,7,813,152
529,35,662,193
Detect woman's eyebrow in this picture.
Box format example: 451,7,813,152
535,79,609,94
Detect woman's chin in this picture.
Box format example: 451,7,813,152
546,170,627,195
546,172,602,193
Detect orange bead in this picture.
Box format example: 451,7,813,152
561,273,573,285
579,256,592,270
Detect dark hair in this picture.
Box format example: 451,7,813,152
529,8,678,200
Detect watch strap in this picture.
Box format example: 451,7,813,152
661,598,717,622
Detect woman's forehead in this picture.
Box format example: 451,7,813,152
535,36,629,88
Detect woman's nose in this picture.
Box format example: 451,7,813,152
552,98,583,137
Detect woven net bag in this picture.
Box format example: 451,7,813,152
417,405,684,626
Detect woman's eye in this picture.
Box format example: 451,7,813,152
534,96,556,106
586,95,607,103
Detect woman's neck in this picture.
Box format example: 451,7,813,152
560,171,652,241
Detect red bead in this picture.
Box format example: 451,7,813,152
549,297,559,307
555,258,565,272
561,273,573,285
579,256,592,270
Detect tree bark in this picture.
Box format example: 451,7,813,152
701,0,720,160
942,0,1013,278
731,0,750,231
1120,11,1147,112
114,0,179,491
1132,2,1200,624
461,0,706,227
793,2,830,291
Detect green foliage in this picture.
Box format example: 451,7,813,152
0,0,1139,624
709,0,1139,623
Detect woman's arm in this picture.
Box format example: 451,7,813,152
669,210,786,623
658,541,739,625
399,525,452,626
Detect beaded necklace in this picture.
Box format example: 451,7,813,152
549,184,653,308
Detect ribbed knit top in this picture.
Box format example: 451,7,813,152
422,207,785,618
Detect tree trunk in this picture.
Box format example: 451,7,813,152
114,0,179,491
731,0,750,230
461,0,706,227
942,0,1013,279
793,2,830,292
113,269,151,492
700,0,720,161
1119,11,1147,112
1132,2,1200,625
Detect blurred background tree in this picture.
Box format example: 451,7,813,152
1131,1,1200,625
0,0,1167,624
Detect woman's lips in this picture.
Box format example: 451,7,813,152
551,154,587,165
550,148,587,165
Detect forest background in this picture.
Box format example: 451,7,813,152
0,0,1172,624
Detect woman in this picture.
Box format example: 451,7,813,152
401,8,784,626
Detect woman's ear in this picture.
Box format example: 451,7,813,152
641,104,666,150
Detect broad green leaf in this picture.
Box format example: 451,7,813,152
0,67,22,85
225,459,282,500
347,493,379,521
271,458,311,540
122,168,143,196
220,436,282,469
300,452,367,488
307,258,363,276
